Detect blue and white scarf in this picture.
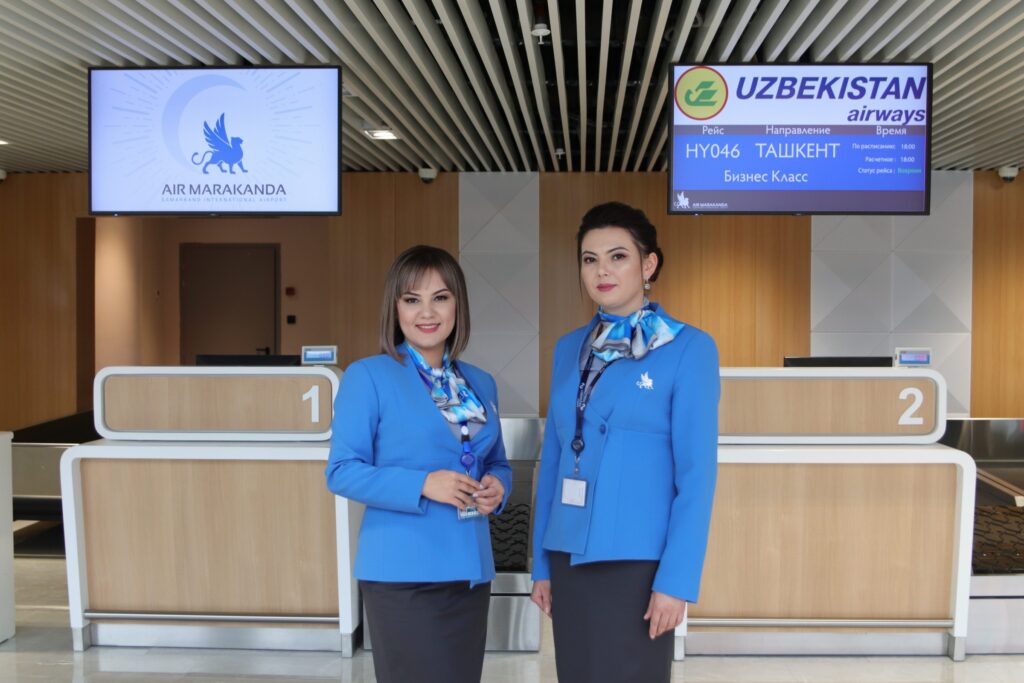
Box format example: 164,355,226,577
403,343,487,425
590,301,685,362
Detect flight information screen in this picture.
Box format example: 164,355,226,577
669,63,931,215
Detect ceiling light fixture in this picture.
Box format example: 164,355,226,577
531,22,551,45
361,122,399,140
0,140,8,145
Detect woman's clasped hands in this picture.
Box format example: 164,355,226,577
422,471,505,514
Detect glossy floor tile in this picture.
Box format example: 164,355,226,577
2,558,1024,682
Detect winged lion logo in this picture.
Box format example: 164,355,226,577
190,113,248,175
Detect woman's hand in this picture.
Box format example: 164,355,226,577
473,473,505,515
531,579,552,617
643,591,686,639
422,470,482,510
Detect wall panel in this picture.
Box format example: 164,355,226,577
327,172,459,369
0,173,88,430
972,171,1024,416
539,173,810,410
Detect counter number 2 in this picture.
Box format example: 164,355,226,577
898,387,924,426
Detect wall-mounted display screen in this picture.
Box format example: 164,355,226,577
90,66,340,215
669,63,931,215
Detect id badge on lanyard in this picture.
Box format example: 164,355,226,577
562,353,613,508
457,422,482,520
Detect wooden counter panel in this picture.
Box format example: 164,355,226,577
690,463,956,621
721,377,938,436
102,374,334,434
81,459,338,615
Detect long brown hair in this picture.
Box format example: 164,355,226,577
379,245,471,362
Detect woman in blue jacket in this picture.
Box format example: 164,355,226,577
326,245,512,683
530,202,720,683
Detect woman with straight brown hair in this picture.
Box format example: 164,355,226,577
326,245,511,683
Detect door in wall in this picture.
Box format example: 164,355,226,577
179,243,279,365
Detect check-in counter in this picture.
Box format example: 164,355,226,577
63,366,542,655
62,367,364,653
679,368,973,661
0,431,14,643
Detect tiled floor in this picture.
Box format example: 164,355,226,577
3,558,1024,682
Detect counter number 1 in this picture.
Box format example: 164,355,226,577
302,385,321,424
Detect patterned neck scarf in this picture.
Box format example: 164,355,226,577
590,301,685,362
403,343,487,425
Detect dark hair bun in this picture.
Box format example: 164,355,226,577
577,202,663,279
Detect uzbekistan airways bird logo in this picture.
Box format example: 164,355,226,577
636,372,654,391
190,113,248,175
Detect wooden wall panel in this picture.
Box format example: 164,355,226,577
692,463,956,620
539,173,810,410
394,172,459,255
0,172,88,430
327,172,459,369
82,459,338,614
972,171,1024,416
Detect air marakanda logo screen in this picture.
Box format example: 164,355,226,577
191,113,248,174
675,66,728,120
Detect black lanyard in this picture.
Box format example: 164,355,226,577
571,352,615,476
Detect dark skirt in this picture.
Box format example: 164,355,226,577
549,551,673,683
360,580,490,683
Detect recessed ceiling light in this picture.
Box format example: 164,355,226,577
0,140,8,145
362,127,398,140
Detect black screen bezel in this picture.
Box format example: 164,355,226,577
665,62,933,216
88,64,342,217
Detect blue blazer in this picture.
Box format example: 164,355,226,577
532,307,719,602
326,353,512,585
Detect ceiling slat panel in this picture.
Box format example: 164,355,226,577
405,0,515,170
6,2,130,66
783,0,849,62
810,0,879,62
632,0,701,170
685,0,732,62
455,0,532,170
515,0,559,170
195,0,285,62
254,0,334,63
832,0,906,62
737,0,792,62
855,0,934,60
340,0,476,171
606,0,643,171
108,0,218,64
0,0,1021,173
489,0,545,170
224,0,308,62
619,0,672,171
92,0,196,63
761,0,820,62
371,0,494,170
546,0,573,171
575,0,587,171
168,0,266,64
714,0,762,62
592,0,614,171
316,0,458,170
877,0,961,61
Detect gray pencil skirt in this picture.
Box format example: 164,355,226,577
360,579,491,683
549,551,673,683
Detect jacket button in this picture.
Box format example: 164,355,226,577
599,424,607,434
